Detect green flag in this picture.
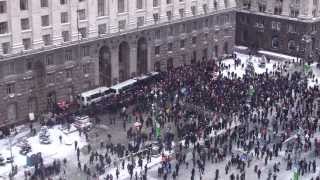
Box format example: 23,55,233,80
156,122,161,138
304,64,311,72
293,167,299,180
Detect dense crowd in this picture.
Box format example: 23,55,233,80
23,54,320,180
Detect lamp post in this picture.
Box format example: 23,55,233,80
8,135,14,177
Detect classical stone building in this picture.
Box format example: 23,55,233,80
236,0,320,61
0,0,236,127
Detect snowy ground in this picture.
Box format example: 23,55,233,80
221,53,283,78
221,52,320,89
0,125,87,179
307,63,320,88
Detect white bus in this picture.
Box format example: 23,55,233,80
77,87,115,106
110,79,138,94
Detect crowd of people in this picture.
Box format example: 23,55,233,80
22,53,320,180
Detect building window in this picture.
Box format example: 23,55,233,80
40,0,48,8
191,6,196,16
180,24,185,33
42,34,52,46
153,0,158,7
204,19,209,27
179,8,184,18
290,9,299,17
313,9,317,17
81,46,90,57
137,16,144,27
66,69,73,78
153,13,159,23
271,21,281,31
6,83,15,95
224,0,228,8
2,42,9,54
79,27,87,38
20,0,28,10
0,1,6,13
192,36,197,45
83,64,90,74
118,20,126,30
22,38,31,50
155,46,160,55
203,4,207,14
60,0,67,5
21,18,30,30
271,36,279,49
65,50,72,61
98,24,107,35
274,7,282,15
288,40,296,51
180,39,185,48
46,74,55,84
168,26,173,36
78,9,86,20
41,15,49,27
5,62,15,75
192,22,197,30
288,23,296,33
155,30,160,39
118,0,125,13
62,31,70,42
0,22,8,34
167,0,171,4
26,60,33,71
168,42,173,51
167,11,172,21
98,0,105,16
137,0,143,9
258,3,266,12
45,54,53,65
61,12,68,23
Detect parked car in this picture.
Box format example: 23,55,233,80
20,146,32,155
0,154,6,165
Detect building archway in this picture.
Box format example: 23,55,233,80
191,51,197,64
137,37,148,75
119,41,130,82
154,61,161,72
214,45,219,58
167,58,173,71
47,91,57,113
99,46,112,86
224,42,229,54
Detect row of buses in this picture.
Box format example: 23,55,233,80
77,72,161,107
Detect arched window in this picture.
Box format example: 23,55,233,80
271,36,279,49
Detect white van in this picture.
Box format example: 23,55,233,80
77,87,115,106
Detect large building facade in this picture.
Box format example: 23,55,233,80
0,0,236,127
235,0,320,61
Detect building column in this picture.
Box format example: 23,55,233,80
111,46,119,85
129,43,137,77
92,57,100,86
147,42,153,72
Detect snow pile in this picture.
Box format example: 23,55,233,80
221,53,282,78
0,125,86,177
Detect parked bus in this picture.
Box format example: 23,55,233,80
110,79,138,94
77,87,115,106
